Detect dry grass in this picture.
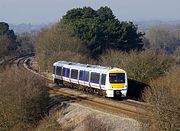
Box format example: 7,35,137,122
0,67,50,130
35,112,60,131
84,114,112,131
143,66,180,131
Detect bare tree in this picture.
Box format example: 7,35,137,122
146,26,179,53
16,31,37,54
143,66,180,131
35,23,89,71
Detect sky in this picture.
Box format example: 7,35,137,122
0,0,180,24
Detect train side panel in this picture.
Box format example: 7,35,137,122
52,61,128,98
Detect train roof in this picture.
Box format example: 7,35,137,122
53,61,125,72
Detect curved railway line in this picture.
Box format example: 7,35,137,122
49,88,148,118
0,56,19,69
2,55,151,121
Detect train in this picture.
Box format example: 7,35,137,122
52,61,128,98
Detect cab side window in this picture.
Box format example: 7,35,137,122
56,66,62,76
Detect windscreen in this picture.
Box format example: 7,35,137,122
109,73,125,83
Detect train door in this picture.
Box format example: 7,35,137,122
79,70,85,86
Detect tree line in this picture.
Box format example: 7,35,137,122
0,22,17,58
0,22,36,59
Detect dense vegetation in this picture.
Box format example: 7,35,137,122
35,24,90,71
0,22,36,60
146,26,180,54
101,50,175,83
0,22,17,50
143,66,180,130
0,67,50,130
35,7,145,71
0,22,18,59
62,7,144,57
16,32,37,54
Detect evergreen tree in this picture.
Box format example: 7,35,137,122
62,6,144,57
0,22,17,51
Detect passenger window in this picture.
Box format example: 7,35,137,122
62,68,70,77
101,74,106,85
85,71,89,82
71,69,78,79
62,68,66,76
66,68,70,77
90,72,100,84
79,70,84,80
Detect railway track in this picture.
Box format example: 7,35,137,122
15,56,150,121
0,54,34,69
49,88,148,118
0,56,19,70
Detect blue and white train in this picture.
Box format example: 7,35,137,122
52,61,128,97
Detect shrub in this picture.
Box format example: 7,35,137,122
100,49,128,67
100,49,175,99
84,114,112,131
143,66,180,131
101,49,175,83
46,51,96,72
0,67,50,130
35,23,89,72
35,113,60,131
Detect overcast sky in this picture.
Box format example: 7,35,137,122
0,0,180,24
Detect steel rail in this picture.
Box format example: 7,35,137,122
49,88,147,118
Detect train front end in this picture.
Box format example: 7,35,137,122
106,69,128,98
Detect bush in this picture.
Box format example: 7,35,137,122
143,66,180,131
0,67,50,130
46,51,96,72
100,49,175,99
101,49,175,83
84,114,112,131
35,113,60,131
35,23,89,72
